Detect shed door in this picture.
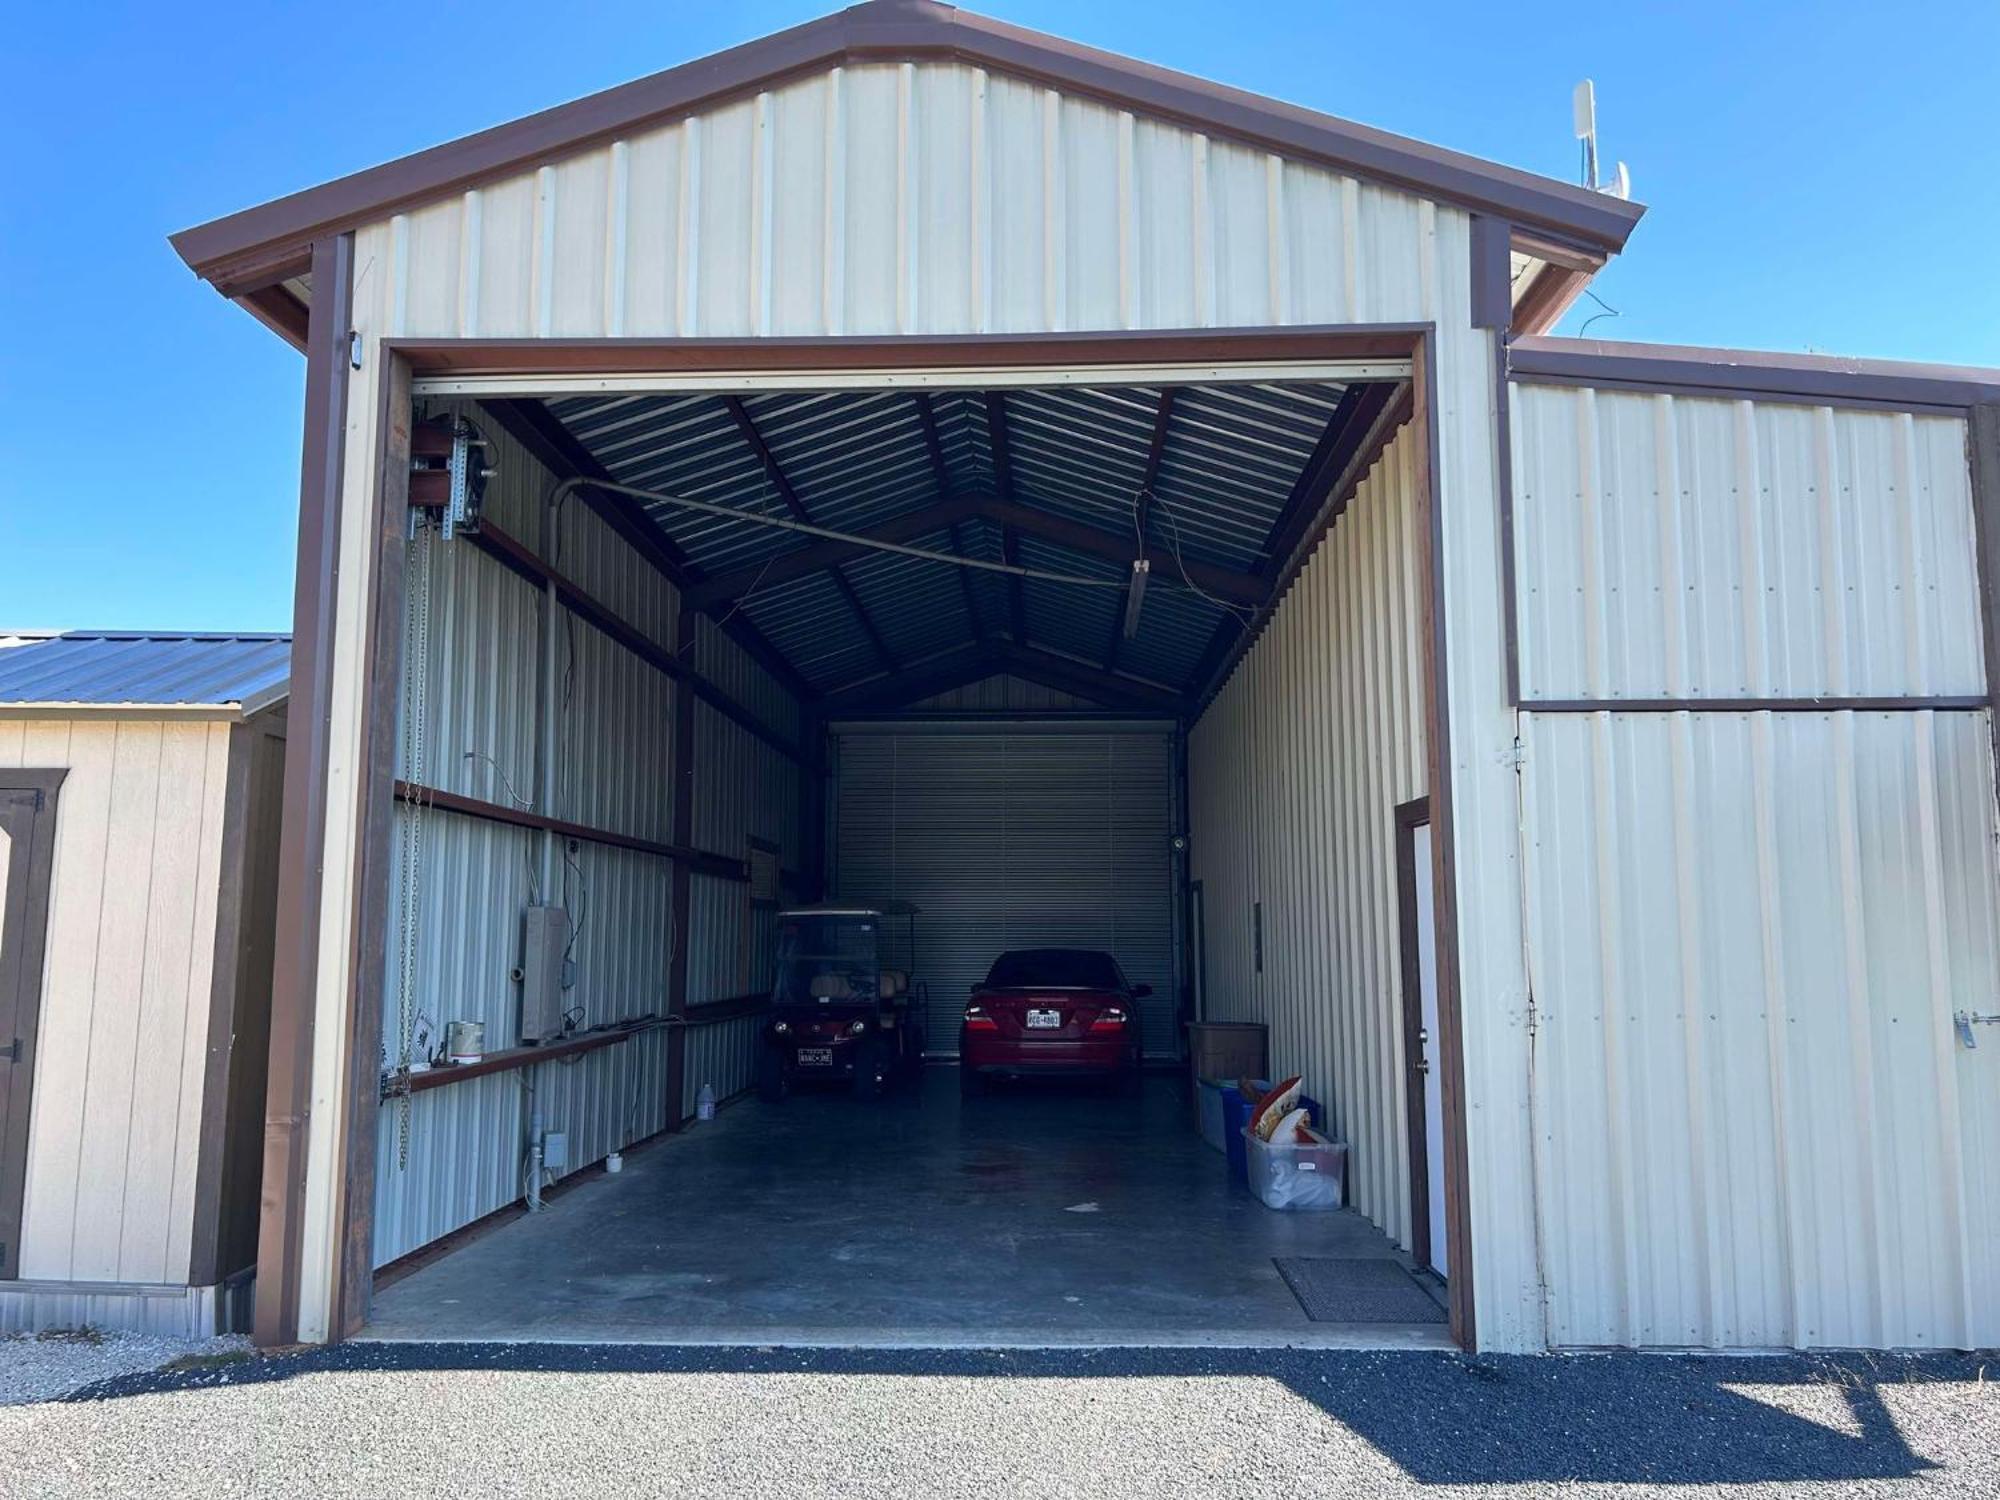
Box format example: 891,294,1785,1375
833,727,1177,1058
0,773,64,1280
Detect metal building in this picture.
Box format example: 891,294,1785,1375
0,632,289,1334
156,1,2000,1353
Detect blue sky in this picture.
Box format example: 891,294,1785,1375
4,1,1996,632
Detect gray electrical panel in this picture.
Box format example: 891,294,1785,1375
520,904,571,1044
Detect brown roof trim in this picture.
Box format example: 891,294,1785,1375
171,0,1643,292
1509,335,2000,415
1509,264,1593,338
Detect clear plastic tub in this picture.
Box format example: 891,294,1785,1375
1196,1079,1228,1151
1242,1126,1347,1210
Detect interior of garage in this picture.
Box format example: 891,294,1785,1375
360,358,1445,1344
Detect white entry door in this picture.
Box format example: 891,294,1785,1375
1413,820,1447,1280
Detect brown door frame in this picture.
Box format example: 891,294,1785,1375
0,768,67,1280
1394,795,1437,1274
272,322,1477,1351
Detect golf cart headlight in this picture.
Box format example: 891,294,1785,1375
773,1020,790,1035
849,1019,868,1036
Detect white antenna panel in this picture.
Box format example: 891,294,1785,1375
1572,80,1597,140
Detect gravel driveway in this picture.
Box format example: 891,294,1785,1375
0,1342,1992,1497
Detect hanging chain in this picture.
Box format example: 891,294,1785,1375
394,521,436,1169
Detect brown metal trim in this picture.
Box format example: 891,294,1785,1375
1393,795,1434,1274
724,397,898,673
466,522,807,763
1970,405,2000,721
1410,331,1477,1351
389,1020,670,1096
236,284,311,352
685,992,772,1027
171,3,1640,287
328,354,414,1340
185,727,255,1289
1521,696,1988,714
1509,265,1593,338
392,324,1428,378
393,781,750,881
1509,336,2000,415
1494,329,1521,708
0,769,66,1281
1469,216,1512,332
253,232,353,1350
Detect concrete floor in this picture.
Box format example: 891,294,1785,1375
365,1070,1450,1347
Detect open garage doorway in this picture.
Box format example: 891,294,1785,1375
353,340,1457,1348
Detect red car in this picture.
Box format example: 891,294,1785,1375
959,948,1148,1093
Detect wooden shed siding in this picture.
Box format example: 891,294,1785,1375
0,719,232,1283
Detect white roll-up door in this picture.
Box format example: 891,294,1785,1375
833,725,1178,1058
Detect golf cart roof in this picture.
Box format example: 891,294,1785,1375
780,902,920,919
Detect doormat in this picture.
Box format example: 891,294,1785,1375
1273,1257,1447,1323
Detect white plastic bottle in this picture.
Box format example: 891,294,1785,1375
696,1083,717,1121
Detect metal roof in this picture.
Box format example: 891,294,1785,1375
538,373,1387,707
0,631,291,716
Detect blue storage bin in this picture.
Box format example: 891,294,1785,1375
1223,1081,1324,1183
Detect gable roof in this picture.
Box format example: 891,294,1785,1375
0,631,291,717
171,0,1643,296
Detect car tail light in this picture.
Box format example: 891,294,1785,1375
963,1005,998,1033
1089,1008,1128,1033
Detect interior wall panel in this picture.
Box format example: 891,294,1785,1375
833,726,1177,1055
1186,423,1426,1248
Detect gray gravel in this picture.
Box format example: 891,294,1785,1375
0,1329,251,1409
0,1343,1993,1497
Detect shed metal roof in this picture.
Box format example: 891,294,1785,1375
0,631,291,717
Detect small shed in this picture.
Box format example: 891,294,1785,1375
0,631,289,1334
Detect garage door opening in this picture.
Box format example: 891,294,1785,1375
358,353,1455,1347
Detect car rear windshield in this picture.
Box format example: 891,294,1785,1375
983,949,1122,990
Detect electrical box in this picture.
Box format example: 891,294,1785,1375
520,904,571,1044
542,1130,570,1174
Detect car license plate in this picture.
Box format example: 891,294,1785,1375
797,1047,833,1066
1026,1009,1063,1029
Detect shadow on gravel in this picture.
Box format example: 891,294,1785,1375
58,1342,1987,1486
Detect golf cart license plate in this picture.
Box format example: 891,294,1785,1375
797,1047,833,1066
1026,1009,1062,1029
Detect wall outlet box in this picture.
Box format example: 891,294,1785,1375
520,905,571,1043
542,1130,569,1173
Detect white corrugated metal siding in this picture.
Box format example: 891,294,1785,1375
1512,385,1983,701
833,725,1177,1054
1512,383,1999,1349
311,54,1531,1343
1187,423,1426,1247
372,407,798,1266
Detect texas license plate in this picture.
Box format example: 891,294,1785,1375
1026,1009,1063,1029
797,1047,833,1066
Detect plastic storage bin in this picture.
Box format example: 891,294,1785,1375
1223,1082,1324,1182
1196,1079,1229,1151
1242,1127,1347,1210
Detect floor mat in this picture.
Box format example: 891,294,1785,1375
1272,1257,1447,1323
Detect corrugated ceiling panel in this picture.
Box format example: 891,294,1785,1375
1512,384,1984,701
1521,707,2000,1350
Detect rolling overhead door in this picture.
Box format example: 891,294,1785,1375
833,726,1178,1058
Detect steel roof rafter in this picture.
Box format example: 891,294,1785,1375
722,395,899,675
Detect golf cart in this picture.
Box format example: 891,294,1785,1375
756,902,927,1100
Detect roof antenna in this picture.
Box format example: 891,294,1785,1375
1572,80,1631,200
